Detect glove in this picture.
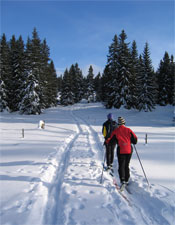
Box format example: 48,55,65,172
106,138,110,145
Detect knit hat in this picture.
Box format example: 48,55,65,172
118,117,125,125
107,113,113,120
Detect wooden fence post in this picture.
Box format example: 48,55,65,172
145,133,147,144
22,129,24,138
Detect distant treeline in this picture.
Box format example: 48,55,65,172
0,28,174,114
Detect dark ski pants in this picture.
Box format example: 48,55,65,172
105,144,116,167
117,152,132,183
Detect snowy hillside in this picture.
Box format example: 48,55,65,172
0,102,174,225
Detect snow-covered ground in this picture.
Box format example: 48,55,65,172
0,102,175,225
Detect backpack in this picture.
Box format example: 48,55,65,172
102,120,117,140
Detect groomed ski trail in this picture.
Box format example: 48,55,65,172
41,109,144,225
33,109,136,225
42,110,130,225
25,105,175,225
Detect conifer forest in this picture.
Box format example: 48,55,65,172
0,28,174,114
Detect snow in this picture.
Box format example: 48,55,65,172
0,102,175,225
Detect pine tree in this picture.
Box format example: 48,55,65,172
30,28,43,109
40,38,51,108
9,35,25,111
101,65,112,107
19,70,41,114
130,40,139,108
157,52,171,105
49,60,58,106
94,72,102,101
19,36,41,114
117,30,132,109
0,34,10,112
8,35,17,111
1,29,58,114
73,63,84,103
57,75,62,93
85,65,95,102
60,69,74,105
0,79,8,112
137,43,156,111
169,55,175,105
102,35,120,108
44,60,58,107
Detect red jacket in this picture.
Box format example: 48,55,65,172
106,125,137,154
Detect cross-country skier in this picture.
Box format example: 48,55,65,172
106,117,137,186
102,113,117,172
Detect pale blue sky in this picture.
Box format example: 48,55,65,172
1,0,174,76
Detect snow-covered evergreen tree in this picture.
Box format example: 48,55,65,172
47,60,58,106
19,70,41,114
73,63,84,103
0,34,10,112
169,55,175,106
0,80,9,112
30,28,43,108
102,35,120,108
157,52,171,105
60,69,74,105
169,55,174,105
117,30,132,109
130,40,139,108
40,38,51,108
94,72,102,102
85,65,95,102
101,65,111,107
137,43,156,111
9,35,25,111
1,29,59,114
19,36,42,114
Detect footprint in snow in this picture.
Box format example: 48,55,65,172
71,190,77,195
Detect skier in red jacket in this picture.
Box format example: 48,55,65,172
106,117,137,185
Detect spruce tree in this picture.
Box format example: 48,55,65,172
101,65,113,108
8,35,17,111
9,35,25,111
60,69,74,105
57,75,63,93
30,28,43,109
94,72,102,101
49,60,58,106
19,70,41,114
137,43,156,111
44,60,58,107
102,35,120,108
19,37,41,114
117,30,132,109
0,79,8,112
130,40,139,108
85,65,95,102
40,38,51,108
73,63,84,103
1,29,58,113
157,52,171,105
0,34,10,112
169,55,175,105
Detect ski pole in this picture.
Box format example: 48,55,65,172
133,145,150,188
100,143,106,184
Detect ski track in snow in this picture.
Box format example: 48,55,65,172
1,104,174,225
23,106,174,225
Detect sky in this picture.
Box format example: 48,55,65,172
1,0,174,76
